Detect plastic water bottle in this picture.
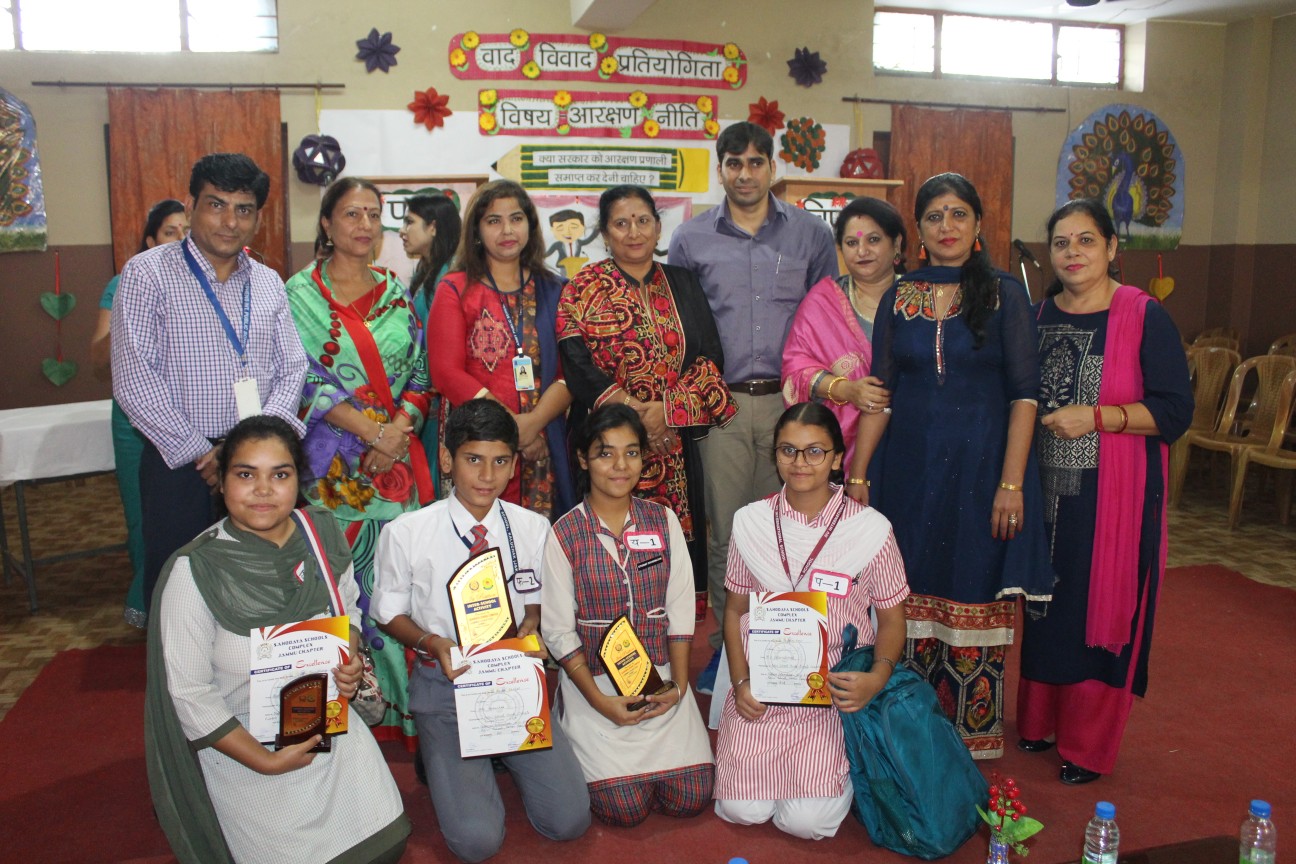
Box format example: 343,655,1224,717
1082,801,1120,864
1240,800,1277,864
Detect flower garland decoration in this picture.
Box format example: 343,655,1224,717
977,773,1044,857
779,117,827,172
356,28,400,73
787,46,827,87
748,96,786,135
698,95,719,139
409,87,452,132
479,90,499,134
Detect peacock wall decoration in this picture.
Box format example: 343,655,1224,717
1055,104,1184,251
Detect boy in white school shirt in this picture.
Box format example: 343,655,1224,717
372,399,590,863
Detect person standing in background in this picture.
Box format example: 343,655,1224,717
111,153,308,614
668,122,838,692
91,198,187,628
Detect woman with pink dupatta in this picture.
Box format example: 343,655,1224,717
781,197,905,469
1018,199,1192,785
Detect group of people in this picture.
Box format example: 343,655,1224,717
105,118,1191,862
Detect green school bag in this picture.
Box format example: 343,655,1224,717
832,624,988,859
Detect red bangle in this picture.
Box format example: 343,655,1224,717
1093,404,1106,433
1114,404,1129,434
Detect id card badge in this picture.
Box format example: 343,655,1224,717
233,377,261,420
623,531,664,552
808,569,851,598
513,569,540,593
512,355,536,391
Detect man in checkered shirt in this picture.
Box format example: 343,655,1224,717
111,153,308,613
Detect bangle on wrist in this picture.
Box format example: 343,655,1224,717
826,376,849,407
1114,404,1129,434
369,422,386,447
415,632,434,655
998,481,1022,492
1093,404,1106,433
874,656,896,671
732,677,750,690
847,477,869,487
566,662,587,676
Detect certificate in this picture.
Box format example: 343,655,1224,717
448,635,552,758
248,614,352,744
747,591,831,706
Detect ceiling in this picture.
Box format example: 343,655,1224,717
874,0,1296,26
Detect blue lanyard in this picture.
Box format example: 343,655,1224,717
455,502,520,575
483,266,529,355
183,241,250,368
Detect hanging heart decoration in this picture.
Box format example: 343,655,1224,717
40,290,76,320
41,358,78,386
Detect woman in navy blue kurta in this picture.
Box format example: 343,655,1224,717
1018,199,1191,784
850,174,1054,759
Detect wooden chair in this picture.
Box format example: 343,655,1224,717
1168,346,1240,507
1192,335,1241,352
1269,332,1296,358
1228,369,1296,529
1167,354,1296,509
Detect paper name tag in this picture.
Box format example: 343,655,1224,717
809,569,851,598
513,569,540,593
624,531,663,551
234,377,261,420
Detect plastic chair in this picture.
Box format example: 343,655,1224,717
1196,326,1241,344
1192,335,1241,352
1228,369,1296,529
1167,354,1296,510
1168,346,1241,507
1269,332,1296,358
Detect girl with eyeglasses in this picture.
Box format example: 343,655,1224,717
712,402,908,840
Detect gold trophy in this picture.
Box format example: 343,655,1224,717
446,548,518,648
597,614,672,710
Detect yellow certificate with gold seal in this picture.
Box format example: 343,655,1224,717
747,591,831,706
248,614,353,744
447,548,518,649
597,614,670,710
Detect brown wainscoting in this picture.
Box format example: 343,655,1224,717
1,245,116,410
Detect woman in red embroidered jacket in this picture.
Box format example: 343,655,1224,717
541,404,713,827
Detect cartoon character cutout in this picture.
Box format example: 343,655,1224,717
544,209,598,278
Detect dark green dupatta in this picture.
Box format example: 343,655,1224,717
144,506,351,863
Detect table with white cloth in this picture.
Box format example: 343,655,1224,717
0,400,120,612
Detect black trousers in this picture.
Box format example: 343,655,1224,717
139,439,220,614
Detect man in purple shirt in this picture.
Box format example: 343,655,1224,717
668,123,838,691
111,153,308,610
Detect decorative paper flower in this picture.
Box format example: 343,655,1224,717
642,119,660,138
522,60,541,79
599,56,619,78
461,31,480,50
479,113,497,133
779,116,827,172
696,95,713,115
510,29,530,49
355,28,400,74
787,46,827,87
589,33,607,52
748,96,786,134
408,87,452,132
723,42,742,61
292,134,347,186
557,123,572,135
704,119,720,138
480,89,498,107
628,90,648,108
554,90,573,108
449,47,468,69
723,66,741,86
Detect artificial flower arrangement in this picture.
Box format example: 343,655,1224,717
977,774,1043,860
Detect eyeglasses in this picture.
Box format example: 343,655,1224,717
775,445,835,466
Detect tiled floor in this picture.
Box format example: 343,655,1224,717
2,468,1292,723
